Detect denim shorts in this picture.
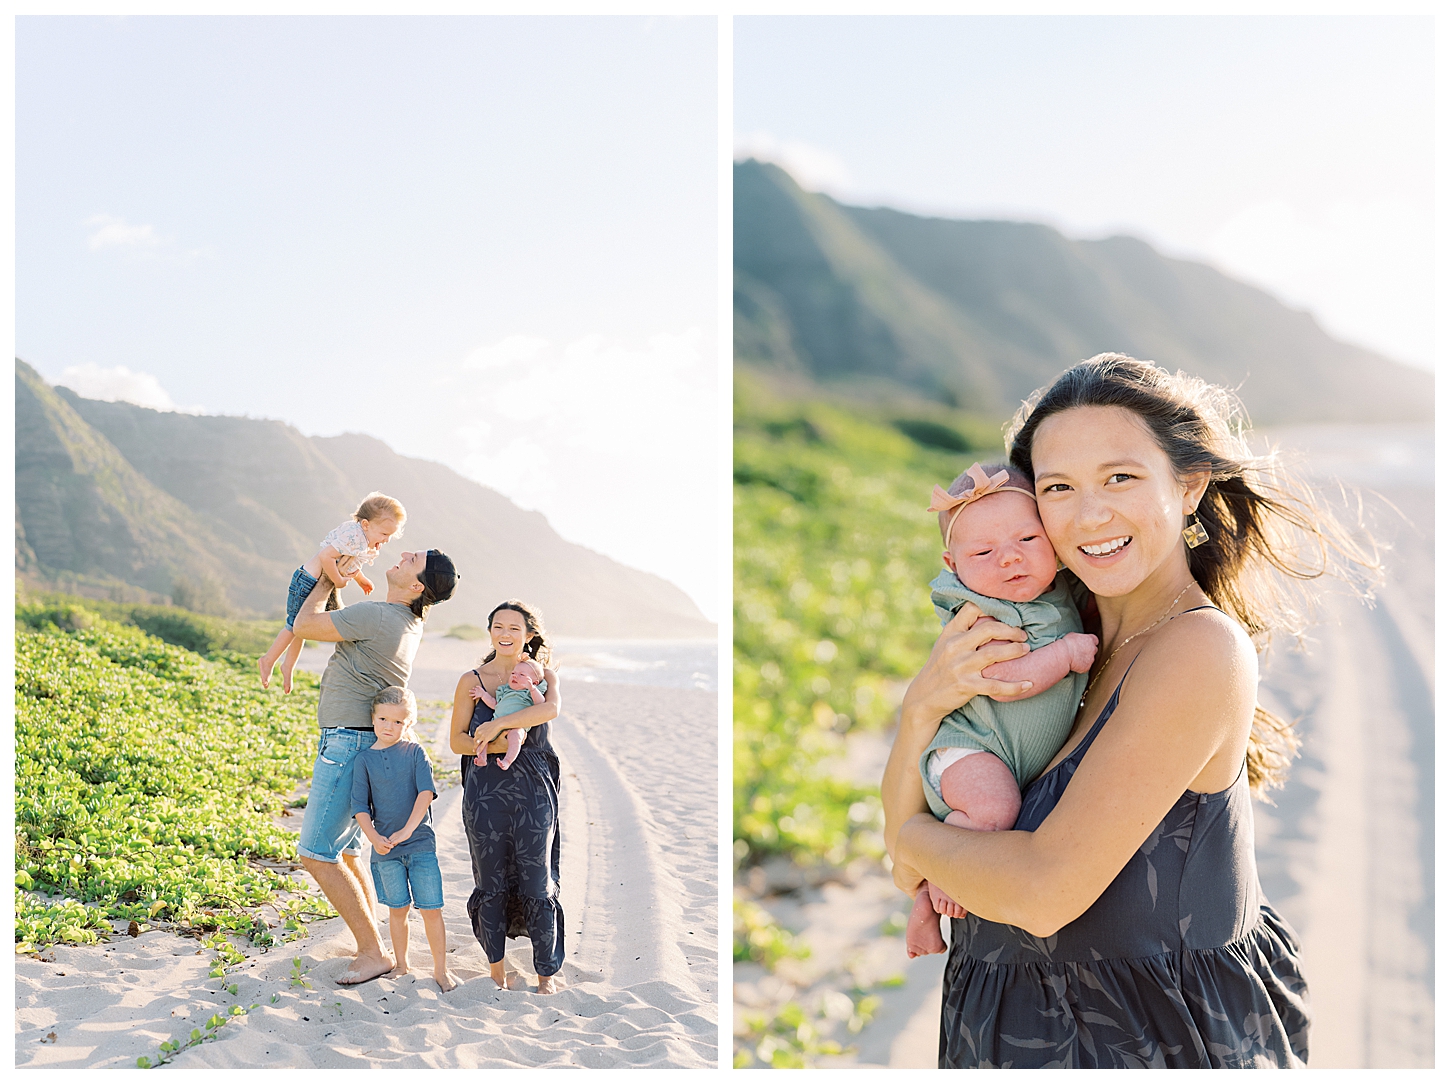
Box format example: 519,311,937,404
371,851,444,911
297,727,376,863
285,567,340,630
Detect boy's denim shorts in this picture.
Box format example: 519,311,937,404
371,851,444,911
297,727,376,863
285,567,340,630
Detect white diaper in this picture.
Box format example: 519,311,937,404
925,746,988,800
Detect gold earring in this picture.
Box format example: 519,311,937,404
1183,512,1209,549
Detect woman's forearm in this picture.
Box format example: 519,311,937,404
897,814,1061,935
880,693,941,863
473,699,557,743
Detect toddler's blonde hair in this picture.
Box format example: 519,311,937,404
355,492,407,537
370,685,417,724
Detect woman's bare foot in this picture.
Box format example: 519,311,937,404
434,968,459,993
489,959,507,990
905,885,947,958
536,974,557,995
337,950,394,985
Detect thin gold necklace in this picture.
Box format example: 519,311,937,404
1079,582,1196,708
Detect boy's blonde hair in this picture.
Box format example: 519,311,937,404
355,492,407,537
370,685,417,723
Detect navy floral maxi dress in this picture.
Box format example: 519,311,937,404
939,655,1311,1068
461,685,566,978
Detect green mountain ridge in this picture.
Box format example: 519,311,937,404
735,159,1432,424
16,360,713,638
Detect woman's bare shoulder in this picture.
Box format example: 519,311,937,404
1125,606,1257,719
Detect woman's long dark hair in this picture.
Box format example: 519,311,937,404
479,600,552,669
1006,354,1382,796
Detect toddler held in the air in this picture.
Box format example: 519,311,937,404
258,492,406,693
470,657,547,771
906,462,1098,958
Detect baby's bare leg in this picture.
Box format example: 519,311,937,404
982,632,1098,702
258,627,296,688
939,751,1021,832
279,634,306,694
387,906,411,975
906,884,947,957
498,728,525,771
419,909,458,992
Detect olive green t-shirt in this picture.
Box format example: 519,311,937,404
316,602,423,730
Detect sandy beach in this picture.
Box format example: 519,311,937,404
16,635,719,1069
734,422,1434,1069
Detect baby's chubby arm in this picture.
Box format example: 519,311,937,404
525,683,544,705
388,791,436,846
982,632,1098,703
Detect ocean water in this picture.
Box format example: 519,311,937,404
550,638,718,692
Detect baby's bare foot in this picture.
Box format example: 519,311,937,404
906,887,947,958
434,968,459,993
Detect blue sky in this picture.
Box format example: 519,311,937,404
736,14,1433,373
17,15,720,620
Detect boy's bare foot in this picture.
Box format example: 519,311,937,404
337,950,393,985
281,664,295,694
434,968,459,993
259,658,272,688
536,974,557,995
489,959,507,990
388,961,411,978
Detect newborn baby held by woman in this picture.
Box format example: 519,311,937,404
907,462,1098,958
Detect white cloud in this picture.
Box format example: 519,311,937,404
1207,198,1432,370
83,213,206,263
460,334,551,371
56,363,204,414
86,214,159,251
734,130,854,195
414,329,719,620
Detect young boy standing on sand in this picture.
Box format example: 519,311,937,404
351,686,458,993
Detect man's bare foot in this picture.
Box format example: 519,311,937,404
906,885,947,958
434,968,459,993
338,950,393,985
489,960,507,990
536,974,557,995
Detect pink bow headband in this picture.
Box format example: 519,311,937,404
929,463,1037,547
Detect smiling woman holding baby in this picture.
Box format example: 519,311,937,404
449,600,564,995
883,354,1377,1068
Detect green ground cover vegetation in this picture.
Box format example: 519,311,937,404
732,374,1002,1068
733,369,1001,871
15,594,327,952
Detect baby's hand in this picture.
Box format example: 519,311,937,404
1064,632,1099,673
356,573,374,595
469,684,488,703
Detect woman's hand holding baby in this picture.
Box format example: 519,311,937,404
905,602,1032,723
